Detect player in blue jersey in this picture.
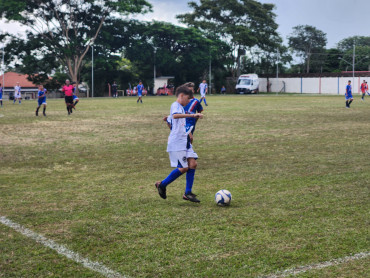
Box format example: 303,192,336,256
155,86,203,203
0,83,3,107
35,85,47,116
345,80,353,108
136,81,144,103
197,79,208,106
72,82,79,109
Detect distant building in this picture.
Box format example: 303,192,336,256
0,72,39,99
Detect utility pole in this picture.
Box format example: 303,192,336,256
352,40,355,92
2,45,4,92
91,45,94,98
276,49,279,94
209,48,212,94
154,47,156,95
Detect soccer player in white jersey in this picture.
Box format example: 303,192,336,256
197,79,208,106
155,86,203,202
14,82,22,104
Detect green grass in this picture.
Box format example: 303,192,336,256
0,95,369,277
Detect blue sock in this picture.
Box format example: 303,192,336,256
161,168,183,187
204,98,207,105
185,169,195,194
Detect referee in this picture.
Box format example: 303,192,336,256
62,79,74,115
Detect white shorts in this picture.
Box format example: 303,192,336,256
186,144,198,159
168,151,188,168
15,93,21,98
200,92,206,97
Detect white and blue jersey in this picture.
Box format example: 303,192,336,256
37,89,47,105
184,98,203,134
199,83,207,96
137,84,144,96
167,102,187,152
0,87,3,100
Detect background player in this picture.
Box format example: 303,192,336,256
360,80,367,101
155,86,203,202
0,83,3,107
35,85,47,116
137,81,144,103
14,82,22,104
112,81,118,98
72,82,79,109
345,80,353,108
197,79,208,106
62,79,74,115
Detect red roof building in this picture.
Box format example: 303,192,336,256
0,72,39,99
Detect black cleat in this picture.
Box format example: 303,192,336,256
183,192,200,203
155,181,166,199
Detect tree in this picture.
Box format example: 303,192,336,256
0,0,151,86
177,0,280,78
337,36,370,72
322,48,342,73
288,25,327,73
115,20,231,90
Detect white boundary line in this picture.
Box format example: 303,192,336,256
0,216,126,278
261,251,370,278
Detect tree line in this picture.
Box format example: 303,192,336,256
1,0,369,95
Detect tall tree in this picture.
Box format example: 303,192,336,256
0,0,151,84
288,25,327,73
337,36,370,72
177,0,280,78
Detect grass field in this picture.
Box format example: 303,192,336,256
0,94,369,278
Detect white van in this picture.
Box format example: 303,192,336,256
235,74,259,94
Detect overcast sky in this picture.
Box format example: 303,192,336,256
1,0,369,48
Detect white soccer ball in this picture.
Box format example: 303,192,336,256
215,189,232,206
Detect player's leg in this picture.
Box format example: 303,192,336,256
183,157,200,202
348,97,353,107
43,103,46,116
362,93,365,100
18,97,21,104
155,151,188,199
183,144,200,202
35,104,40,116
203,95,208,106
73,99,79,108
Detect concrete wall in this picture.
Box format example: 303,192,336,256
260,76,369,95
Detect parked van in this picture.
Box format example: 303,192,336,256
235,74,259,94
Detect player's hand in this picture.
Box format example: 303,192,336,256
163,116,168,122
194,113,203,119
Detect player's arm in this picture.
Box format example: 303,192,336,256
163,116,171,129
172,113,203,119
188,132,193,144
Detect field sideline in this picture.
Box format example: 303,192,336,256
0,95,369,277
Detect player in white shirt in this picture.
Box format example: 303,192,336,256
155,86,203,202
14,82,22,104
197,79,208,106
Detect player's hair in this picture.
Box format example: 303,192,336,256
175,85,193,98
182,82,195,89
348,80,351,82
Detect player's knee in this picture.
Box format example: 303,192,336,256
179,167,188,173
189,159,197,169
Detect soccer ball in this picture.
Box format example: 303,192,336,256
215,190,232,206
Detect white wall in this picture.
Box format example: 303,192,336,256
260,76,368,95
